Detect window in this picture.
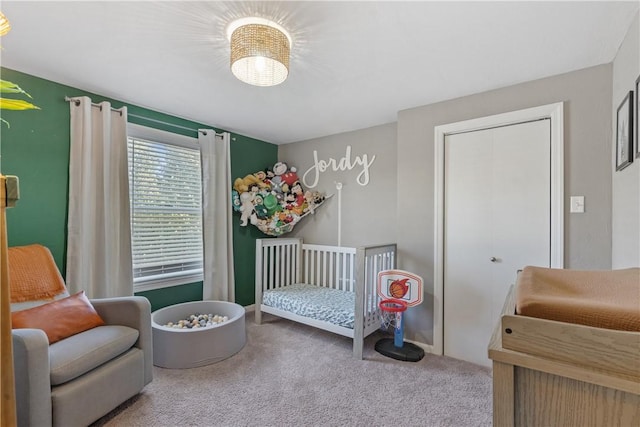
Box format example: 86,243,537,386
127,124,203,291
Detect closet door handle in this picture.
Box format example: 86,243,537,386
490,257,498,263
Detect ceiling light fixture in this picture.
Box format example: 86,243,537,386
227,17,291,87
0,12,11,36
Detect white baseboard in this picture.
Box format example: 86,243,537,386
244,304,256,313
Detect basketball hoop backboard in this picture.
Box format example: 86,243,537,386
377,269,423,307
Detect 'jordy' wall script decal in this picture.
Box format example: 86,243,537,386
302,145,376,188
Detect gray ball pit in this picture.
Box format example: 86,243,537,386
151,301,246,368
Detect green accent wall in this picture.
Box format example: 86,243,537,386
230,135,279,306
136,282,203,312
0,67,277,310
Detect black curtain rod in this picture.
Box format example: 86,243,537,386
65,97,229,138
65,96,124,116
129,113,231,138
128,112,203,134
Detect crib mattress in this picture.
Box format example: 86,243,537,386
515,266,640,332
262,283,355,329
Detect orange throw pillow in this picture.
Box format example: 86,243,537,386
11,291,105,344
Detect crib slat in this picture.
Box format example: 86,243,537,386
328,251,333,289
342,253,346,291
320,250,325,288
315,249,321,286
320,250,324,287
349,253,355,293
319,250,323,287
317,249,321,287
284,245,289,286
343,253,348,291
339,252,342,291
265,246,271,290
285,244,290,285
278,245,283,287
328,251,334,289
277,245,283,287
307,248,312,284
303,248,309,284
297,241,302,283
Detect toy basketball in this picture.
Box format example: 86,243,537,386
389,278,410,298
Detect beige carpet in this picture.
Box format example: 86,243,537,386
93,313,492,427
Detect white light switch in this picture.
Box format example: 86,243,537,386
570,196,585,213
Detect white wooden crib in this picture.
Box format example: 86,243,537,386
255,238,397,359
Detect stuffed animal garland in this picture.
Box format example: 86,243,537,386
232,162,327,236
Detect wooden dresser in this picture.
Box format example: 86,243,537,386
488,286,640,426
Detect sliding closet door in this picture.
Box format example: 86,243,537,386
443,119,551,367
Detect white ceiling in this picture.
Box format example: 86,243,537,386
1,1,638,144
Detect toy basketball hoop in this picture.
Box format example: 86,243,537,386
375,270,425,362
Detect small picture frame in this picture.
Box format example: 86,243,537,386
635,76,639,159
616,90,633,171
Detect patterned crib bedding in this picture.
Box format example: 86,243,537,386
262,283,355,329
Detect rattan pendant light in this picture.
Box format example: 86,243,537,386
227,17,291,87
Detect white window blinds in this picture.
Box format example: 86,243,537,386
127,135,203,287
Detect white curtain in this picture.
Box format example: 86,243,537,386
199,130,235,302
66,96,133,298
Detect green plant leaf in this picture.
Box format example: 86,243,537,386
0,98,40,110
0,79,33,98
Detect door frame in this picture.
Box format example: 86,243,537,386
433,102,564,356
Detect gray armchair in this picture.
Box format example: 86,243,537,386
10,245,153,427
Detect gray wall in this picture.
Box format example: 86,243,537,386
397,64,613,346
278,123,397,248
280,63,617,349
612,12,639,268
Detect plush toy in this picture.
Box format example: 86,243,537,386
253,193,269,219
311,191,325,204
270,162,289,194
272,162,287,176
284,192,296,204
239,192,256,226
234,174,267,194
304,190,325,214
231,190,242,212
288,204,305,216
253,171,270,189
281,167,299,188
290,182,305,206
262,193,282,217
253,217,269,233
265,168,275,180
